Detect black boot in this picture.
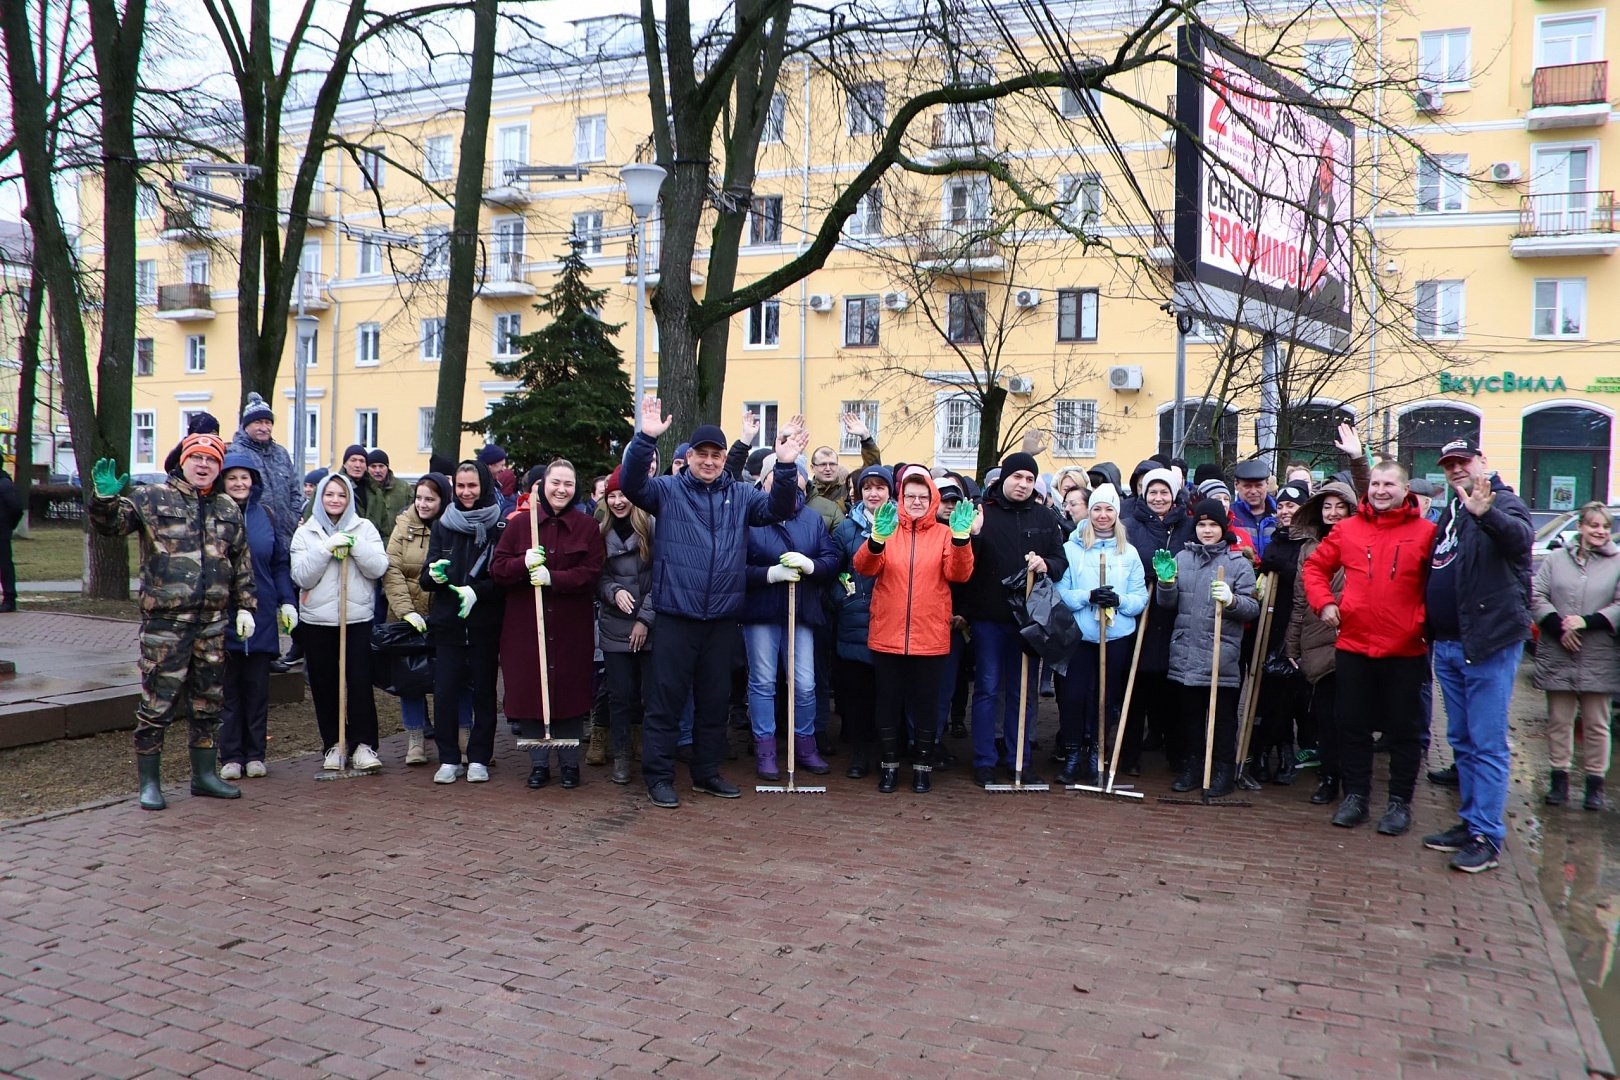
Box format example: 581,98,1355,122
1206,762,1236,798
1376,797,1412,836
845,745,872,780
1331,793,1370,827
137,753,166,811
911,749,932,794
1310,774,1339,805
1586,775,1606,811
189,747,241,799
877,762,900,794
1547,769,1570,806
1272,743,1298,786
1171,758,1202,793
1253,746,1274,784
1055,745,1085,785
1236,760,1263,791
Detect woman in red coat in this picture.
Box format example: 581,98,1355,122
492,460,605,790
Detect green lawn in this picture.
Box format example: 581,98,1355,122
15,524,140,586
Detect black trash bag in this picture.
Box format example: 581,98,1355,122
1000,567,1080,676
371,621,435,698
371,620,434,655
385,652,434,698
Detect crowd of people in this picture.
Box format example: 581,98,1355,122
88,392,1594,877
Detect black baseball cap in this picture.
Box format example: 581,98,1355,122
688,424,727,451
1437,439,1480,463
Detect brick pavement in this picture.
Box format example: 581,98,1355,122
0,726,1607,1079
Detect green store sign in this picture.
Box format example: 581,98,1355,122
1438,372,1620,395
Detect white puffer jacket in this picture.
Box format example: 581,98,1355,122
290,514,388,626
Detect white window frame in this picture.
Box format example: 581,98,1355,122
135,259,157,304
574,114,608,163
418,407,435,453
1185,317,1223,344
132,411,157,469
1533,278,1588,339
1053,399,1098,457
1303,38,1353,97
1535,13,1602,69
745,299,781,348
357,237,383,277
844,186,883,239
185,334,206,373
748,196,783,245
1057,288,1100,342
1415,279,1465,340
744,402,779,449
420,317,445,362
1420,28,1472,92
356,322,381,367
494,312,522,356
571,210,605,255
424,135,454,181
1416,154,1468,214
947,291,987,345
840,400,879,453
135,336,155,377
933,389,981,467
299,327,319,368
303,406,321,466
1060,85,1103,117
843,296,880,347
184,252,210,286
135,186,159,220
355,408,379,449
360,147,385,190
762,93,787,143
421,225,450,275
1059,174,1103,228
848,81,885,135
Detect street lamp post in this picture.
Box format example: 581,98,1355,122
620,163,667,431
293,300,317,474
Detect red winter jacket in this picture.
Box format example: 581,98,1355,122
1301,494,1437,659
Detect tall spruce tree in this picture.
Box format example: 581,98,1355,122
469,247,633,478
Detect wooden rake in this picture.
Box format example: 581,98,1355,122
515,482,579,752
986,567,1050,793
1067,554,1142,800
756,583,825,794
314,547,379,781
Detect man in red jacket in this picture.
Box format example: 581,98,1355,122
1301,460,1437,836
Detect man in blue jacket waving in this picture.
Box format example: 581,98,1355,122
623,396,807,808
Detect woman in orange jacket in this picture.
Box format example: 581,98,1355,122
854,465,977,793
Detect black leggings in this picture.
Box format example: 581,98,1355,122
872,652,947,763
303,623,379,753
835,657,876,746
1178,682,1239,768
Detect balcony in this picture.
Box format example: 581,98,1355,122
922,107,995,162
278,185,329,227
1511,190,1620,257
153,282,215,321
1528,61,1610,129
292,271,331,311
158,209,210,243
480,251,536,298
482,159,533,208
916,217,1004,272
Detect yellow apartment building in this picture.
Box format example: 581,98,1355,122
95,3,1620,509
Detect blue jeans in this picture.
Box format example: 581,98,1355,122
399,692,472,732
934,628,968,743
970,619,1039,769
1433,639,1520,849
743,622,817,738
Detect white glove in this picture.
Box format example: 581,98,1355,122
767,564,802,584
529,565,551,587
1211,579,1233,606
235,611,256,639
779,551,814,575
450,584,477,618
404,612,427,633
524,547,546,570
326,531,355,558
277,604,298,633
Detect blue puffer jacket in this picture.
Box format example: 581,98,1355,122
622,430,798,620
221,451,295,655
1056,531,1149,643
831,466,894,663
741,496,840,627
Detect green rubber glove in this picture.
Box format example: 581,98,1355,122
91,458,128,499
450,584,477,618
1152,549,1177,583
428,558,450,584
948,499,976,539
872,501,898,542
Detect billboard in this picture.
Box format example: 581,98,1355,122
1174,27,1356,353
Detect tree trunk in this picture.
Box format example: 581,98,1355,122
975,384,1008,483
432,0,497,463
13,260,43,536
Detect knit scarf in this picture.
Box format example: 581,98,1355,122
440,499,501,547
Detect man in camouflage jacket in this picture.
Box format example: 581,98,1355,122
89,433,257,811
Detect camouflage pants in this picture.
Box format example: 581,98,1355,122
134,617,227,755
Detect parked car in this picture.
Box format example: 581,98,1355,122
130,472,167,487
1530,505,1620,572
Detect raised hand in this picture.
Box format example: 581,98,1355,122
1333,422,1362,461
1455,478,1495,518
427,557,450,583
1151,549,1177,583
640,396,672,438
948,498,975,539
872,501,898,542
1021,427,1048,456
841,411,870,441
740,409,761,445
91,458,128,499
775,414,809,464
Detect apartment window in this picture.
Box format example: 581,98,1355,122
748,196,783,245
746,299,781,347
358,237,383,276
360,147,385,190
1416,154,1468,213
848,81,885,135
1415,280,1465,339
938,393,981,456
1533,278,1587,338
762,93,787,143
421,317,445,361
947,292,986,344
744,402,779,449
494,312,522,355
185,334,206,373
1057,288,1099,342
135,260,157,304
418,407,435,453
355,409,379,448
356,322,381,367
184,252,210,286
135,337,154,377
574,114,607,163
1539,15,1600,68
135,185,159,220
1420,29,1471,92
423,135,454,180
1186,317,1223,343
304,406,321,464
845,186,883,239
1303,38,1353,96
843,296,880,347
299,328,319,367
421,225,450,275
1053,399,1098,457
571,210,605,255
1060,85,1103,116
1060,174,1103,227
840,400,879,453
132,411,156,468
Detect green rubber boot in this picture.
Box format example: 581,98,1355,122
137,753,166,811
189,747,242,799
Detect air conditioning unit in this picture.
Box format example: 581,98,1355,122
807,293,834,312
1013,288,1041,309
1489,160,1523,184
882,290,910,311
1108,364,1144,391
1413,88,1444,113
1006,376,1034,394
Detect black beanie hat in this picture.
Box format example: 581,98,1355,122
1000,451,1039,480
187,411,221,436
1192,462,1223,486
342,444,368,464
1191,498,1230,530
366,448,389,467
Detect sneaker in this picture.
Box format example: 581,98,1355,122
466,763,490,783
433,764,464,784
1422,822,1472,852
1427,763,1460,787
1331,793,1369,828
218,762,243,781
1376,797,1412,836
971,766,995,788
351,744,382,772
1294,747,1321,769
323,747,344,771
648,780,680,808
1450,835,1500,874
692,775,742,798
245,761,267,778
